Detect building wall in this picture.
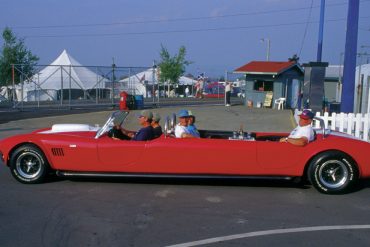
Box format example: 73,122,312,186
324,80,338,102
354,64,370,114
243,67,303,109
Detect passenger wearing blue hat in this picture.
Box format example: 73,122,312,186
186,110,200,138
280,109,315,146
175,109,198,138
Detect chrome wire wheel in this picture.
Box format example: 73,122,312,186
15,152,42,179
10,144,49,184
318,160,348,189
308,151,358,194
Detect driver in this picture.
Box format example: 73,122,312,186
280,109,315,146
114,110,154,141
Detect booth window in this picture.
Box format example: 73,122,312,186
254,81,273,91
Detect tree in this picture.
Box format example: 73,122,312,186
0,27,39,87
158,45,191,95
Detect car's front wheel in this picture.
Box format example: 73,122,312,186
9,144,49,184
308,151,358,194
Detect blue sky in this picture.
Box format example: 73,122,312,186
1,0,369,77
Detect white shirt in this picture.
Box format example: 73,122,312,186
288,124,315,142
175,124,189,138
225,84,231,92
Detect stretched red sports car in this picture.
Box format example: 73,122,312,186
0,111,369,194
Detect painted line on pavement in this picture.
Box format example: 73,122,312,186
166,225,370,247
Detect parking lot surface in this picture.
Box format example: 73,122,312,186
1,106,370,247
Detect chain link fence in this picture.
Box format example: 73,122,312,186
0,64,158,109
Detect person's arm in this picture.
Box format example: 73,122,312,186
181,133,196,138
280,136,308,146
115,125,135,138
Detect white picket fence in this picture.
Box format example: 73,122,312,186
314,112,370,142
294,109,370,142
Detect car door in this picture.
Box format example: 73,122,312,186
256,141,306,175
133,137,259,175
97,136,146,172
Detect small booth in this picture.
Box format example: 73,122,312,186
234,61,304,109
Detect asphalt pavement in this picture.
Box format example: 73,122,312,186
1,103,370,247
0,104,294,140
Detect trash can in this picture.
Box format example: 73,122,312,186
134,95,144,109
119,91,129,110
329,102,341,113
126,94,136,110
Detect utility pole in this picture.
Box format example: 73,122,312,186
341,0,360,113
261,38,270,61
317,0,325,62
112,57,116,107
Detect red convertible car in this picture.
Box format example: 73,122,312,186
0,111,369,194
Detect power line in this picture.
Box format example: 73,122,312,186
8,1,352,30
24,16,370,39
298,0,314,57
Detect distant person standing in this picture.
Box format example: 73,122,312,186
225,82,232,106
198,78,204,98
195,75,204,98
185,86,190,97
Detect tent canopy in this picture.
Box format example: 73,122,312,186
118,68,196,96
119,68,195,85
26,49,108,90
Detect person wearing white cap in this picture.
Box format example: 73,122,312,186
280,109,315,146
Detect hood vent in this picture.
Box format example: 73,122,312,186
51,148,64,156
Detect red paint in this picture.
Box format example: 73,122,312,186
1,129,370,178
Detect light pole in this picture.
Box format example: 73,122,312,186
317,0,326,62
260,38,271,61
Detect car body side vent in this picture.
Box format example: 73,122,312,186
51,148,64,156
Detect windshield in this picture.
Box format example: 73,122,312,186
95,111,129,139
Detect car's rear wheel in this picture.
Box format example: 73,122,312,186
9,144,49,184
308,151,358,194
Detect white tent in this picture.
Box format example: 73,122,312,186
118,68,196,97
118,68,155,96
178,76,196,85
20,50,108,101
29,49,107,90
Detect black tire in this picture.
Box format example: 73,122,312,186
9,144,49,184
308,151,358,194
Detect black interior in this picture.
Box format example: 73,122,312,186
199,130,282,141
